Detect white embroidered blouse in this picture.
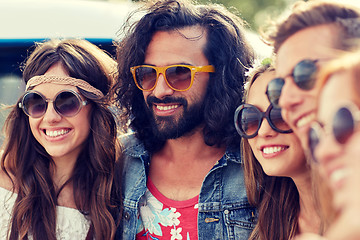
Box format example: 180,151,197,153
0,187,91,239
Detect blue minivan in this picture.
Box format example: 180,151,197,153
0,0,134,143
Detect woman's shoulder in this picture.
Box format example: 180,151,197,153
0,184,16,239
0,183,16,204
0,151,14,191
0,167,17,237
0,169,14,191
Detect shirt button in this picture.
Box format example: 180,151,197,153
124,211,131,220
224,210,229,214
205,217,219,223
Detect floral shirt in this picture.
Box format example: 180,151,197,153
136,178,198,240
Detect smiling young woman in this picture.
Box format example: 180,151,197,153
236,63,322,239
297,47,360,240
0,39,122,240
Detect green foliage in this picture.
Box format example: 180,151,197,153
119,0,299,30
197,0,291,30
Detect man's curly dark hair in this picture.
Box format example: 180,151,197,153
114,0,254,152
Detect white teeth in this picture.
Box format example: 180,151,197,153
262,146,286,154
46,129,70,137
296,113,316,128
330,168,349,185
156,105,179,111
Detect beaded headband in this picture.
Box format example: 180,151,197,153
25,75,104,97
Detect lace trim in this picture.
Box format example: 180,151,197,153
0,187,91,239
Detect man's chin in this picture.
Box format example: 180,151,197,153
153,119,200,140
299,134,309,152
148,99,204,140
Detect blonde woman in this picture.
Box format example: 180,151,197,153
296,48,360,240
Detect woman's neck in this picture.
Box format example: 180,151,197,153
51,156,77,190
50,156,78,208
293,172,321,235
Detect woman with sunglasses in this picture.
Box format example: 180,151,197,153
298,48,360,240
0,39,121,239
235,63,323,239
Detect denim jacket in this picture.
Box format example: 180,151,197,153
116,133,256,240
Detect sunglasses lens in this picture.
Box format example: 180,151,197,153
135,67,157,90
308,126,320,163
237,106,261,138
166,66,192,90
333,107,354,144
293,60,317,90
55,91,81,117
22,92,47,118
269,107,291,132
266,78,284,108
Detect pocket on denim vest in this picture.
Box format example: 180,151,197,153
223,206,256,240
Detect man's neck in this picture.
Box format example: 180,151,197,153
158,130,225,163
293,171,321,235
149,130,226,201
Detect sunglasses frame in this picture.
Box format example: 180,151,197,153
234,103,293,139
19,89,88,118
308,102,360,162
130,64,215,92
266,59,319,108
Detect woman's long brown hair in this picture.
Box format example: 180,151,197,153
0,39,122,240
242,64,300,240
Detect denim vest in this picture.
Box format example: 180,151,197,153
116,133,256,240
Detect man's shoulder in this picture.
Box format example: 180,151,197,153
119,131,147,157
224,146,242,164
119,131,139,148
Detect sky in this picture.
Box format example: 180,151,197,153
335,0,360,8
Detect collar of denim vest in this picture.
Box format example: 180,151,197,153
120,132,147,157
120,132,242,165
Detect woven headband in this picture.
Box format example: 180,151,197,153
26,75,104,97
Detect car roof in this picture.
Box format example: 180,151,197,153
0,0,134,39
0,0,135,75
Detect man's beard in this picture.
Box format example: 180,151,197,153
146,95,205,140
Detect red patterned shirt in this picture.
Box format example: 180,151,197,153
136,178,199,240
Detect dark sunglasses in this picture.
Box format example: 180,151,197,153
308,103,360,162
266,59,319,108
130,64,215,92
19,90,87,118
234,103,293,139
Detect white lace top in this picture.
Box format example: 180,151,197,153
0,187,91,239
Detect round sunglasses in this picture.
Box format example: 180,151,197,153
130,64,215,92
266,59,319,108
19,90,88,118
234,103,293,139
308,103,360,162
